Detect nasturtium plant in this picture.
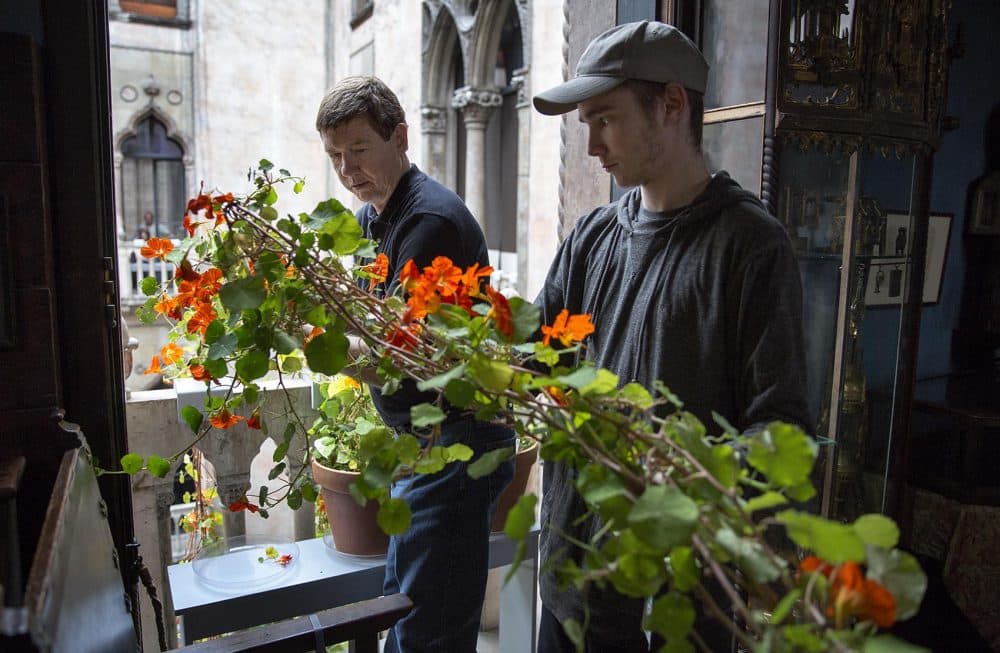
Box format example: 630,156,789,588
111,162,929,652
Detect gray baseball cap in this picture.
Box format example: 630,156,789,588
533,21,709,116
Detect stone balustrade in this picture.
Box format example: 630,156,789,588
125,377,316,648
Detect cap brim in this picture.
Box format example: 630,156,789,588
532,76,625,115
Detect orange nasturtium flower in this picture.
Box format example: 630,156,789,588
210,408,244,430
159,342,184,366
246,408,262,430
189,363,212,382
485,286,513,339
154,295,182,320
422,256,464,295
361,252,389,291
460,262,493,294
403,283,442,323
186,302,218,336
304,326,325,345
545,386,569,407
399,259,422,291
228,495,259,513
799,557,897,629
144,355,163,375
140,237,174,260
830,562,896,628
387,324,420,352
541,309,596,347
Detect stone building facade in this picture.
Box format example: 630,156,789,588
325,0,563,298
109,1,563,387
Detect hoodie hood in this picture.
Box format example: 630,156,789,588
615,170,764,235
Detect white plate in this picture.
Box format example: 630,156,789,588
192,534,299,590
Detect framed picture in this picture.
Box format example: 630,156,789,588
864,212,952,307
969,170,1000,235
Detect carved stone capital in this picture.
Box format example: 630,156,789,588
421,105,448,134
451,86,502,124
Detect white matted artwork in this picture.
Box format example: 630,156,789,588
864,213,951,306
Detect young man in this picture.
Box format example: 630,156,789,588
532,21,811,652
316,76,515,653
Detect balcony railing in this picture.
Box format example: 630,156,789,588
119,238,177,308
126,377,316,648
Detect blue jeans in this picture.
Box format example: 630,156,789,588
383,419,515,653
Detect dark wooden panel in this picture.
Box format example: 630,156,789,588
0,289,59,412
1,164,54,295
0,32,44,164
0,191,14,348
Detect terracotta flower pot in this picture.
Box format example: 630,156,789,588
491,440,539,533
311,459,388,556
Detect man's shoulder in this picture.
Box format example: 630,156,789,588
716,195,788,243
568,201,620,239
407,170,473,220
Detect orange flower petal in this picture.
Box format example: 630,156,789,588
140,237,174,260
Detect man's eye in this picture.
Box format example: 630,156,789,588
600,117,609,126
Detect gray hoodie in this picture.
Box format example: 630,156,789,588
533,171,811,642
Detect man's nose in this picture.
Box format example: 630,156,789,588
587,130,604,158
338,154,357,177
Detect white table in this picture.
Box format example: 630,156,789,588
168,528,539,652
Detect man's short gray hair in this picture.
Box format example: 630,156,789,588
315,76,406,141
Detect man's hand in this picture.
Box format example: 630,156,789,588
343,334,383,387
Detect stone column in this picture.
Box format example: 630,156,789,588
451,86,502,232
420,105,448,184
512,68,531,297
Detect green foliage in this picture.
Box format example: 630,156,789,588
120,453,143,475
466,446,513,479
124,167,928,653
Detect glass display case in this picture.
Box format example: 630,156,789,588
770,0,951,522
664,0,952,524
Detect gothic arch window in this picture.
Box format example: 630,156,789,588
120,115,186,239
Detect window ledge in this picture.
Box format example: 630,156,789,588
110,10,192,29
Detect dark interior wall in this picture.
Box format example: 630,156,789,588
1,0,136,635
920,0,1000,377
857,0,1000,386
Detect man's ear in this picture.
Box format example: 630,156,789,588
392,122,409,152
662,83,688,122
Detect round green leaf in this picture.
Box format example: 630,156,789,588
120,453,144,475
377,497,412,535
776,510,866,564
644,592,695,640
410,403,445,428
467,446,513,479
218,276,266,312
865,547,927,621
304,329,349,376
504,493,538,541
147,455,171,479
669,545,699,592
628,486,699,552
139,276,159,296
180,405,204,433
444,379,475,407
746,422,817,489
852,513,900,549
236,350,270,382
